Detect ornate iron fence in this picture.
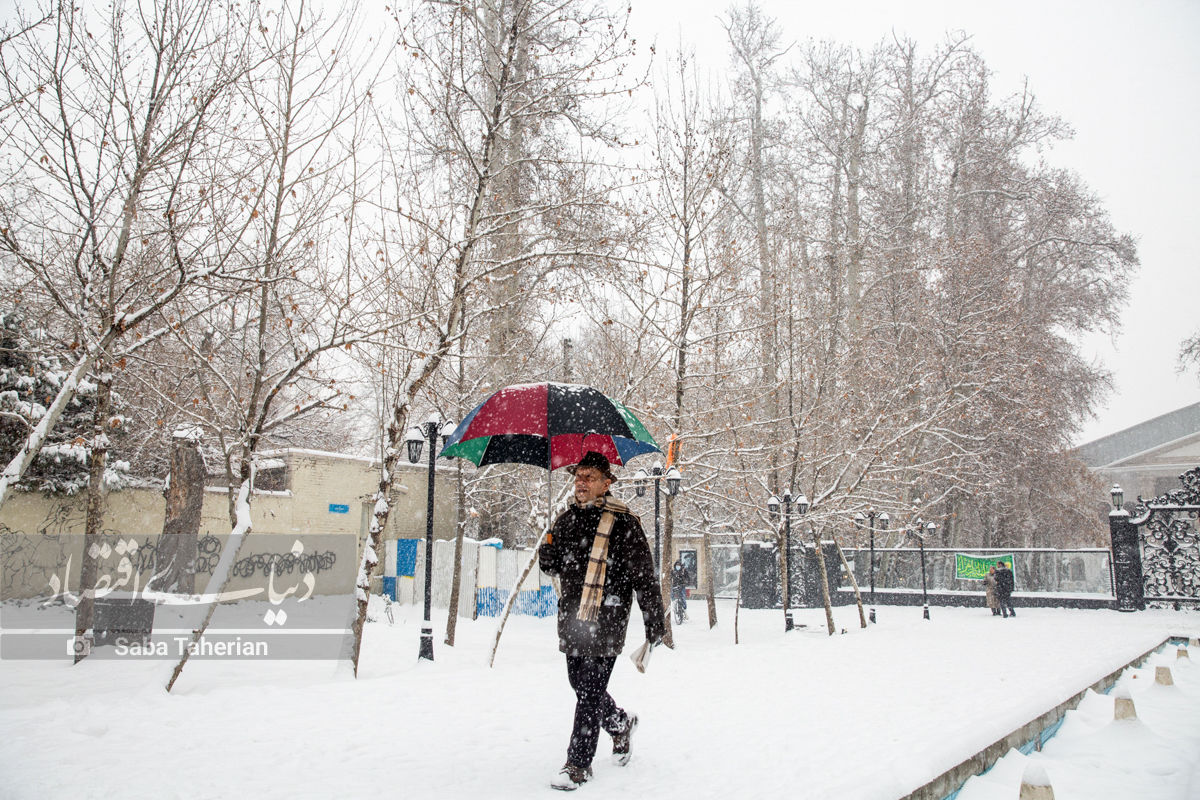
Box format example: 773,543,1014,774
1130,467,1200,609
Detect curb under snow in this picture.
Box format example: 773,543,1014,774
900,633,1186,800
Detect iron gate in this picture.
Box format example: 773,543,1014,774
1114,467,1200,610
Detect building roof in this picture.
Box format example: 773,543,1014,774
1073,402,1200,469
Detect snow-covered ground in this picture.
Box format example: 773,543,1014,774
2,599,1198,799
955,636,1200,800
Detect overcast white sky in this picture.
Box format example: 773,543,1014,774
626,0,1200,446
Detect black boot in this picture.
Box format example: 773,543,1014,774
550,763,592,791
612,714,638,766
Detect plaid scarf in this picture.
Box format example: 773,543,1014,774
576,496,628,623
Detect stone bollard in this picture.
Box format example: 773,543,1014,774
1192,637,1199,648
1019,763,1054,800
1179,647,1191,660
1156,665,1174,686
1113,687,1137,720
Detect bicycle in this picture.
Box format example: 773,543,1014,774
671,590,688,625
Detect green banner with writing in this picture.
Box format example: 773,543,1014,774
955,553,1015,581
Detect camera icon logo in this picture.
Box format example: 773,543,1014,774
67,635,92,657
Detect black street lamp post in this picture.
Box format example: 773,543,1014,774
769,490,809,631
633,463,681,571
909,519,937,620
854,509,889,623
405,413,454,662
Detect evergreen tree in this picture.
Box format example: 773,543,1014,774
0,312,128,494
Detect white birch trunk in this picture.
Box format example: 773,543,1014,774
165,465,255,692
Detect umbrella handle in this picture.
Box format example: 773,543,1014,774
488,481,572,667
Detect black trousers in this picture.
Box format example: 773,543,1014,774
565,655,629,768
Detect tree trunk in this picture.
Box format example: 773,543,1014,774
445,312,470,647
845,95,868,337
830,530,866,628
155,432,205,595
443,491,466,646
73,365,112,663
659,494,675,648
812,528,836,636
734,539,744,645
779,524,789,627
474,0,531,551
166,465,255,692
702,527,717,629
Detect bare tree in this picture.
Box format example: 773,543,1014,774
621,46,740,643
1179,331,1200,382
165,0,389,691
723,3,788,413
767,35,1137,557
0,1,260,510
564,28,1137,629
0,1,268,662
347,0,642,675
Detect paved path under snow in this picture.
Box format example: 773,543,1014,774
1,601,1197,799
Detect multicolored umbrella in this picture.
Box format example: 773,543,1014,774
439,382,660,470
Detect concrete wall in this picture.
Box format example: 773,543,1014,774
0,448,459,601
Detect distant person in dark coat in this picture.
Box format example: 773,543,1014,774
985,565,1000,616
671,557,689,622
994,561,1016,618
540,451,665,791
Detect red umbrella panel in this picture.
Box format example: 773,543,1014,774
439,382,660,470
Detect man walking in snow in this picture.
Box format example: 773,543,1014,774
539,451,665,791
994,560,1016,618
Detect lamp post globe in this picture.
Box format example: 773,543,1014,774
638,463,681,579
634,468,648,498
404,426,424,464
665,466,682,496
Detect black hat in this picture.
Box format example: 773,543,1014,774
568,451,616,481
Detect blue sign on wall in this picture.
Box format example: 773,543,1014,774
397,539,418,577
328,503,350,514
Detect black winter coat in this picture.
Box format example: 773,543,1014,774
539,495,665,657
994,567,1015,597
671,562,687,590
